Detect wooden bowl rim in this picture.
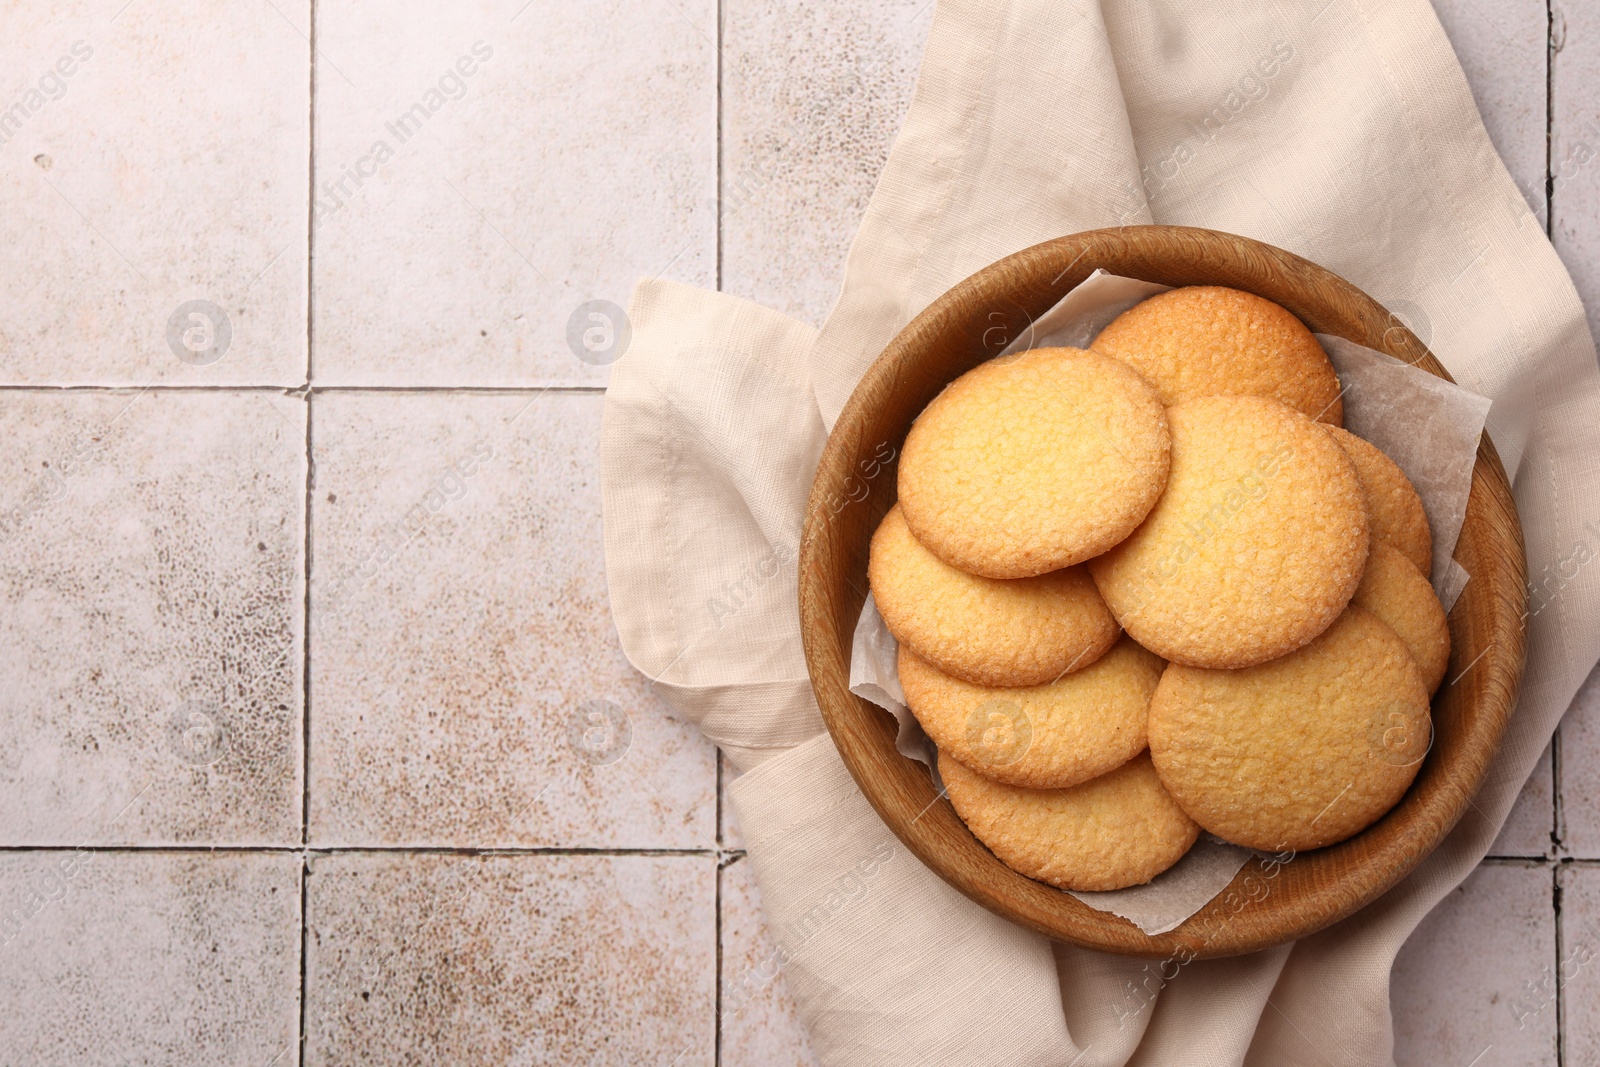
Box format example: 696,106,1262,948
799,225,1528,959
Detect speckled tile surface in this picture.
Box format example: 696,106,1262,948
1492,741,1556,858
1433,0,1549,217
720,0,932,326
307,392,715,847
1391,862,1558,1067
0,391,305,846
1558,865,1600,1066
0,852,300,1065
1553,0,1600,863
1558,663,1600,857
0,1,308,385
1553,0,1600,348
303,852,715,1066
0,0,1589,1063
310,0,716,386
720,856,820,1067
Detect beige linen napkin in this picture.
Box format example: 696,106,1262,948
601,0,1600,1063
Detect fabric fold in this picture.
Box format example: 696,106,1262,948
601,0,1600,1063
601,278,829,769
728,733,1087,1065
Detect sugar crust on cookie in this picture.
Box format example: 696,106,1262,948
899,635,1161,789
940,750,1199,891
898,347,1171,579
1088,395,1369,669
869,505,1120,687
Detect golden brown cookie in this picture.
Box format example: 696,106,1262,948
1325,425,1433,576
897,347,1171,579
940,750,1199,891
869,505,1120,686
1088,395,1369,669
1147,607,1431,851
1090,286,1344,424
899,636,1162,789
1353,541,1450,693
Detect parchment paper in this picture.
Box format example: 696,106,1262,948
847,270,1493,934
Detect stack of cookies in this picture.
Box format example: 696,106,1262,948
869,286,1448,892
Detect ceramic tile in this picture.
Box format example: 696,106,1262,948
1557,864,1600,1066
0,851,300,1065
304,852,715,1066
311,0,715,386
1492,741,1555,858
0,1,308,385
720,855,820,1067
1432,0,1549,218
1558,661,1600,856
720,0,933,326
0,391,304,846
1391,862,1557,1067
1553,0,1600,349
308,392,715,847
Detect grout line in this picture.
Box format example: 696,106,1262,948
1547,7,1562,1058
714,0,723,297
715,840,725,1067
300,407,315,845
0,384,607,395
716,8,729,1055
298,855,311,1067
0,844,745,857
0,385,302,394
1555,864,1566,1067
1555,728,1566,854
305,385,607,394
1545,0,1556,240
0,842,1572,862
300,1,317,1059
301,382,315,845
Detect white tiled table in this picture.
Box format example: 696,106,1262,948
0,1,1593,1064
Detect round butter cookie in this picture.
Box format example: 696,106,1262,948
869,505,1120,686
897,347,1171,579
899,636,1162,789
1090,285,1343,424
1325,425,1433,576
1353,541,1450,693
1088,395,1369,669
940,750,1199,891
1148,606,1431,852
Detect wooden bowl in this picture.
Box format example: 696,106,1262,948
799,225,1527,958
